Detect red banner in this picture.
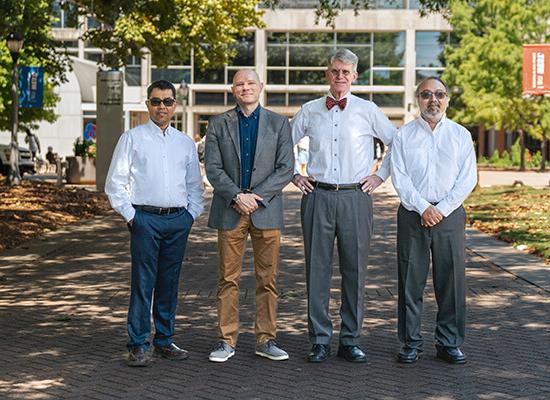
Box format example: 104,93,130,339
522,44,550,95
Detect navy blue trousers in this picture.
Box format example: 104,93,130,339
127,208,194,350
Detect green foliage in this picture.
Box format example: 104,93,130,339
71,0,263,68
479,139,542,169
0,0,71,132
264,0,451,27
73,137,96,158
442,0,550,143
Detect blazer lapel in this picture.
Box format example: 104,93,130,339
224,108,240,162
252,108,268,169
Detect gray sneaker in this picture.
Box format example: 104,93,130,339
209,341,235,362
255,340,289,361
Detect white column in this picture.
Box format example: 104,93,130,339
404,28,416,123
255,29,267,105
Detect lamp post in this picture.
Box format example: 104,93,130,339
7,32,24,185
178,79,189,134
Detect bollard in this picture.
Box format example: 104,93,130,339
56,158,63,186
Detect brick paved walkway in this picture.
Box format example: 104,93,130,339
1,186,549,399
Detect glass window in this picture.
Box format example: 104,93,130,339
152,68,191,84
51,0,78,28
289,32,334,44
337,33,372,46
266,93,286,106
415,69,443,84
267,70,286,85
288,93,323,105
372,93,404,107
355,93,372,101
373,70,403,85
84,52,103,63
372,0,405,9
194,68,224,84
353,47,372,84
87,17,101,29
416,31,448,68
230,33,254,66
267,32,288,44
267,47,286,66
194,92,226,105
289,47,329,67
289,70,326,85
373,32,405,67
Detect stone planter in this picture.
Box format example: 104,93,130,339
66,156,96,184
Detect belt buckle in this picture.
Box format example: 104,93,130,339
335,183,339,191
159,207,167,215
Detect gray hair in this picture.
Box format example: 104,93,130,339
329,48,359,72
415,76,449,97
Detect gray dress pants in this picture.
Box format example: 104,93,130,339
397,204,467,350
301,187,373,346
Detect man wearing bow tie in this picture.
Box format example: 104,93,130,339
291,49,396,363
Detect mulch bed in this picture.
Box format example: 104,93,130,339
0,180,111,252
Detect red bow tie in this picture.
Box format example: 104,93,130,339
326,96,347,111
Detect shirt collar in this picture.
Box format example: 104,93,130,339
236,104,261,119
327,91,351,101
147,119,173,136
418,114,447,133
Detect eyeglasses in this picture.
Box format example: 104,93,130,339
329,68,353,77
148,97,176,107
418,90,448,100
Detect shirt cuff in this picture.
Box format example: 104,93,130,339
121,205,136,222
416,199,431,216
435,200,454,217
375,169,389,182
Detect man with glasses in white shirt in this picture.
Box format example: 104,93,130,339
105,80,204,367
391,77,477,365
291,49,396,363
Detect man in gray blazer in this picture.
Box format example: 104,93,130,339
205,69,294,363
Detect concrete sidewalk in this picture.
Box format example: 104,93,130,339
0,186,549,399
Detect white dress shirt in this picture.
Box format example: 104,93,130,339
391,116,477,217
291,92,396,184
105,120,204,222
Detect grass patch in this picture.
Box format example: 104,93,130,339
465,186,550,262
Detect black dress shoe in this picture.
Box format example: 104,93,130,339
154,343,189,360
436,345,466,364
397,347,422,364
307,344,331,363
127,346,152,367
337,345,367,363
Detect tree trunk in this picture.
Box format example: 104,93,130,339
519,128,526,171
540,135,547,172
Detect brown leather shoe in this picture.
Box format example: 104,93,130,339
154,343,189,360
127,347,152,367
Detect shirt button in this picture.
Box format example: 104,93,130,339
334,154,337,156
334,124,338,127
334,139,337,142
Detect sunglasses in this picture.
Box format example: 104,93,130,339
418,90,447,100
148,97,176,107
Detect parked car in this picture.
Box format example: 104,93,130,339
0,144,35,176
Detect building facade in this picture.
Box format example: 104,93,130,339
3,0,453,157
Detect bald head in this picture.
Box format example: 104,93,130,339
232,69,260,85
231,69,263,112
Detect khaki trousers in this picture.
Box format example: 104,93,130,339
217,215,281,347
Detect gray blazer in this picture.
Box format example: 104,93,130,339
205,107,294,230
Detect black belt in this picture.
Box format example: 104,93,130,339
133,205,185,215
315,182,362,191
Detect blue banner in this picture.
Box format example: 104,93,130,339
19,66,44,108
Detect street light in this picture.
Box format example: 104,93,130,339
178,79,189,133
7,32,24,185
